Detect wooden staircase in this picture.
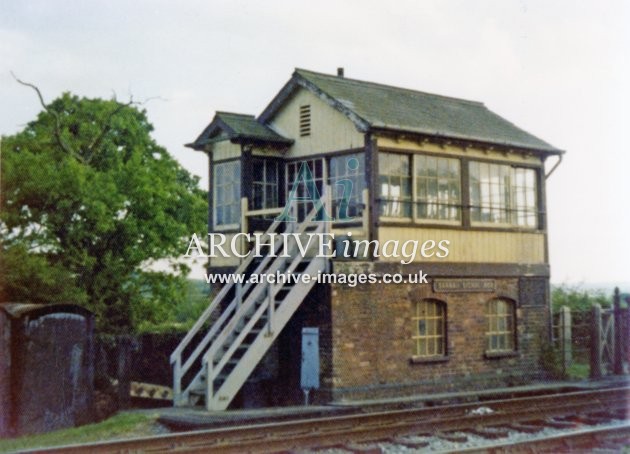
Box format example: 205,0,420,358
170,193,330,410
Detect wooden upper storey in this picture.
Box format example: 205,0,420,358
188,69,563,267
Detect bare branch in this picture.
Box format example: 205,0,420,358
11,71,47,109
11,71,81,161
85,95,166,157
13,72,166,164
138,95,168,105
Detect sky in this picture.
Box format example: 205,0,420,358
1,0,629,285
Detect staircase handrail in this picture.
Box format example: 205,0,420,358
170,218,283,364
201,191,328,374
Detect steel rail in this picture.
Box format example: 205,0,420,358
23,386,630,454
451,422,630,453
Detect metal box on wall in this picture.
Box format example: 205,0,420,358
300,327,320,391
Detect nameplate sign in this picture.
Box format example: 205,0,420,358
433,279,495,293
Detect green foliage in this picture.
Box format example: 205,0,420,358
0,92,206,333
0,412,156,451
133,279,210,333
566,362,589,380
540,341,565,379
551,283,610,312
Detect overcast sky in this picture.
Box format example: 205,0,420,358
1,1,628,284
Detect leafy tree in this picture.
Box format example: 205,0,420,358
551,283,610,312
1,85,206,332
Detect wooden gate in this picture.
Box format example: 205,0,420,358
590,288,630,378
600,309,615,373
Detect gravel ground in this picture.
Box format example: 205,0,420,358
299,418,629,453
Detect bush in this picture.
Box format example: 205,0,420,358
551,283,610,312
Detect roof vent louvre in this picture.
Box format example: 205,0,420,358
299,105,311,137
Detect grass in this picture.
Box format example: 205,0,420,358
566,362,590,380
0,412,158,453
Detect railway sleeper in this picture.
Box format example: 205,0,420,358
542,417,579,429
563,413,612,425
435,431,468,443
388,436,430,448
506,422,543,433
591,409,628,420
343,441,383,453
468,426,510,439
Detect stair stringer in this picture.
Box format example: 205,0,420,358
206,256,327,410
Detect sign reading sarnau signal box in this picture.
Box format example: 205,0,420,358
433,279,496,293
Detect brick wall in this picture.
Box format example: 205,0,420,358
326,262,551,401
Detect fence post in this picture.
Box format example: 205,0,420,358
613,288,623,374
560,306,572,374
590,304,603,379
116,336,133,409
626,298,630,371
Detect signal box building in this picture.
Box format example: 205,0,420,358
172,69,564,410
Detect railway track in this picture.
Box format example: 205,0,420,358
454,423,630,453
26,386,630,453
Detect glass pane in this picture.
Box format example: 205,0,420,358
428,339,436,355
426,156,437,176
418,320,426,336
253,161,264,182
437,158,449,177
268,161,278,182
418,338,426,356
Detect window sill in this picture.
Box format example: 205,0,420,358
212,224,240,232
380,216,413,223
409,355,449,364
470,222,538,231
484,351,519,359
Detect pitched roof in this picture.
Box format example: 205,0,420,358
188,111,292,149
260,69,562,154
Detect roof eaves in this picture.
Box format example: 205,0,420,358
187,115,238,150
259,70,372,132
293,74,371,132
370,125,564,155
259,77,300,124
233,134,294,146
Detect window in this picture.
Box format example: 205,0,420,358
512,167,537,227
379,152,412,217
379,152,462,222
213,161,240,227
299,105,311,137
412,300,446,357
470,162,537,228
329,153,365,219
252,158,280,210
415,155,461,221
286,158,325,221
486,298,516,353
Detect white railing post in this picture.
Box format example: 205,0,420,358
289,197,298,233
240,197,249,262
267,282,274,336
362,188,369,238
205,358,214,411
236,282,242,308
325,185,332,234
173,357,182,406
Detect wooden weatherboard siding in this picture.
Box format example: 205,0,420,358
210,140,241,161
377,227,545,264
269,87,364,159
376,136,544,166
